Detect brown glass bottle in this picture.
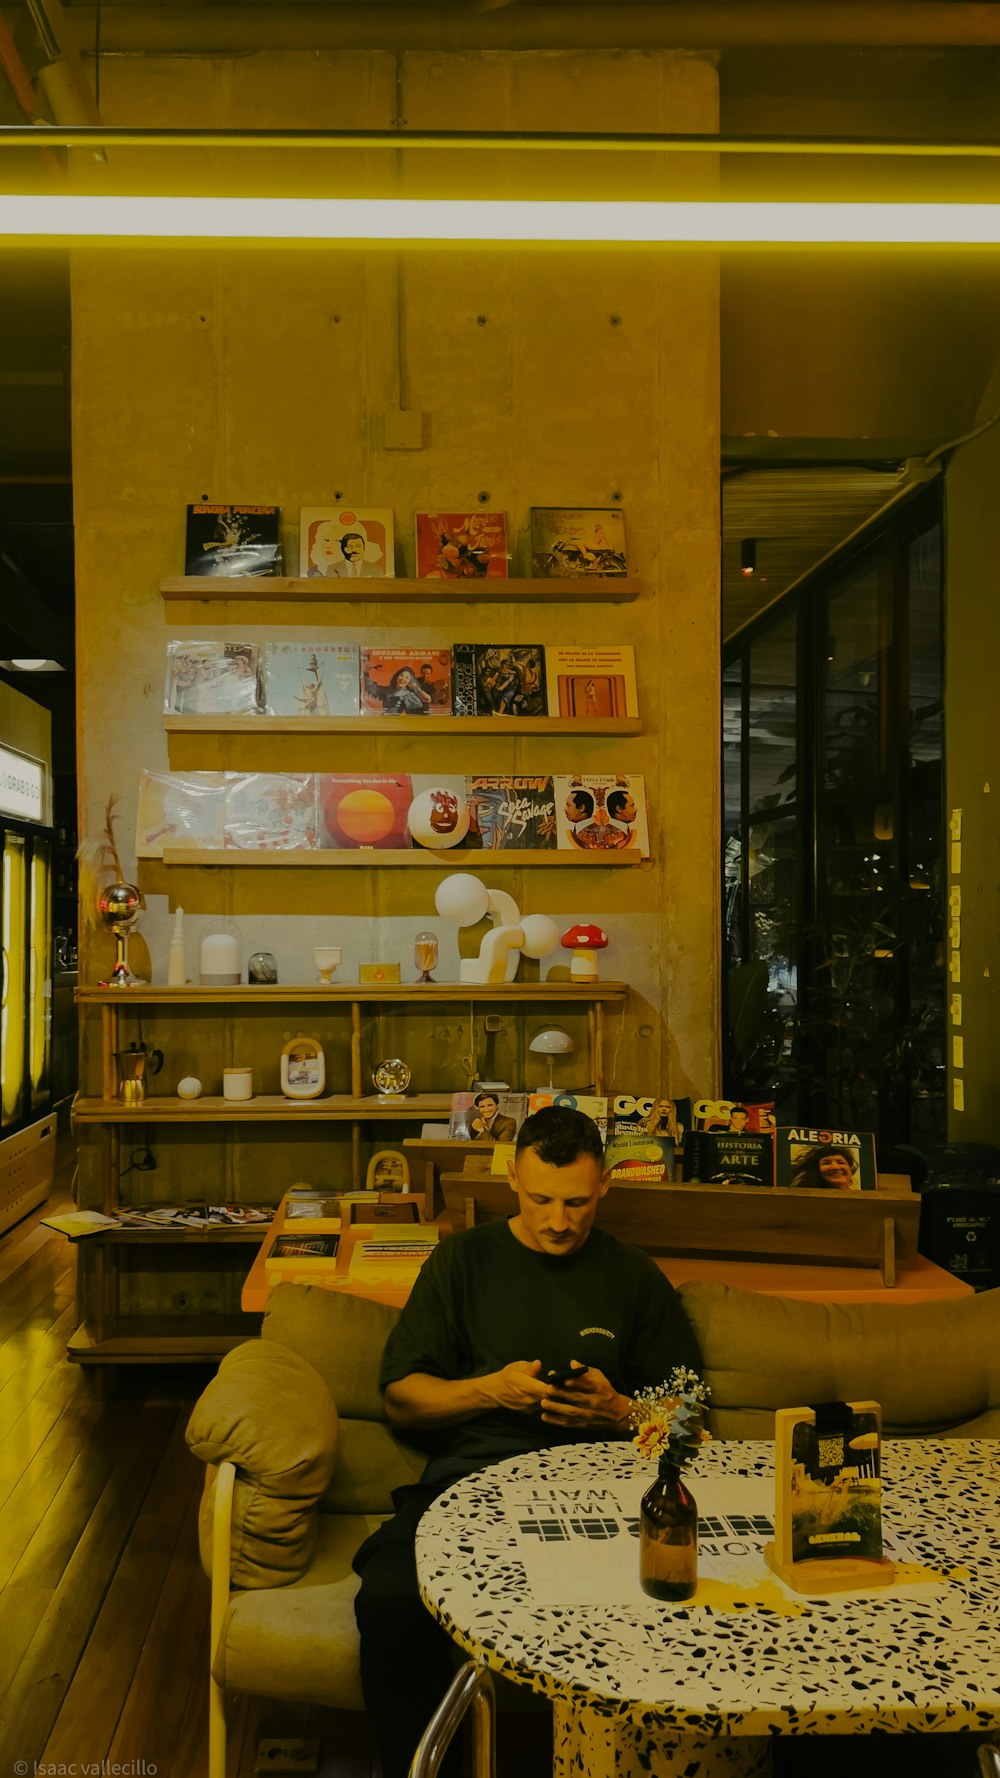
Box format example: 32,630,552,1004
639,1458,698,1600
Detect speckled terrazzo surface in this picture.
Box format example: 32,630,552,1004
416,1439,1000,1737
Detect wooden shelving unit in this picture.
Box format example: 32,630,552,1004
160,573,642,607
73,979,628,1364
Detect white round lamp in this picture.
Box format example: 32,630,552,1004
529,1027,575,1091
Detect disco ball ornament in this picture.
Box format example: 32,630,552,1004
97,880,147,987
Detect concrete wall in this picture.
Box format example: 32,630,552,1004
71,48,720,1213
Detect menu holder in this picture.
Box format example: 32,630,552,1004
764,1400,896,1595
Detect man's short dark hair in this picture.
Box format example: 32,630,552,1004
515,1105,604,1168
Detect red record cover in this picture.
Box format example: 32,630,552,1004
319,775,413,849
415,511,508,579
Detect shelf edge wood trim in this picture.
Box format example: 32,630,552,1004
164,714,644,735
159,846,647,868
160,575,642,605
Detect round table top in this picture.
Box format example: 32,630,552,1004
416,1437,1000,1736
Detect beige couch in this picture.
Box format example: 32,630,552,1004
186,1280,1000,1778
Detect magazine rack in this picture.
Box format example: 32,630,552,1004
440,1174,921,1285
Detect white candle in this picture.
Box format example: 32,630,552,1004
200,932,240,980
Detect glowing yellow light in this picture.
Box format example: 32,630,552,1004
1,194,1000,245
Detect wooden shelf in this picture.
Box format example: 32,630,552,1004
73,1093,455,1123
164,713,643,737
160,574,642,607
160,845,647,869
77,1225,272,1243
77,980,628,1005
67,1317,259,1365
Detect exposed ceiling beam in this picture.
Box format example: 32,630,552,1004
62,5,1000,56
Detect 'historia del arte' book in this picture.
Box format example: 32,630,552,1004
774,1127,878,1192
544,645,638,718
530,506,628,578
451,644,546,717
185,504,281,577
415,511,509,579
686,1129,774,1187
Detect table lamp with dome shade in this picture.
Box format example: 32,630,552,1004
529,1027,575,1091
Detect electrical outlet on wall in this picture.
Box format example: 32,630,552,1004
383,408,424,449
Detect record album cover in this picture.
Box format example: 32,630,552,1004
223,773,319,851
451,644,546,718
361,649,452,716
415,511,508,579
554,773,649,853
185,504,281,578
530,507,627,578
465,775,557,849
319,774,413,850
299,507,394,578
164,640,262,715
264,643,360,716
545,646,638,718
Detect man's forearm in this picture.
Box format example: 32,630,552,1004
383,1370,501,1430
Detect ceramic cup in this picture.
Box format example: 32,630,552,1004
222,1066,253,1102
315,946,342,984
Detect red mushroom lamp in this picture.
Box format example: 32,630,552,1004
561,922,609,983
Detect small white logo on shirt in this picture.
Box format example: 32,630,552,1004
578,1326,615,1340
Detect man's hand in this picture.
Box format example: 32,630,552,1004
483,1359,550,1416
539,1363,633,1434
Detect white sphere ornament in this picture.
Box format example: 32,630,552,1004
435,872,490,926
177,1076,203,1100
519,914,560,959
407,787,471,850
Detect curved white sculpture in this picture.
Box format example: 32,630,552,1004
434,872,559,984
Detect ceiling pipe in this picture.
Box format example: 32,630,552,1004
64,4,1000,55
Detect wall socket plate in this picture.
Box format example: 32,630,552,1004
254,1738,321,1774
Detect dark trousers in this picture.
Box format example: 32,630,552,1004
353,1482,464,1778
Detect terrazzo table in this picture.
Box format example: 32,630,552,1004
416,1438,999,1778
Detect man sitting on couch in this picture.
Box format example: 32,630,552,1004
353,1104,701,1778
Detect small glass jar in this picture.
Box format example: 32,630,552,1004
414,930,438,983
248,950,278,984
639,1458,698,1601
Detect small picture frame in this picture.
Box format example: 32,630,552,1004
365,1150,411,1193
764,1399,895,1595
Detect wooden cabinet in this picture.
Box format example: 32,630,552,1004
71,979,627,1364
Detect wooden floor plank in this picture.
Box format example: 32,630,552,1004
40,1412,202,1767
0,1403,178,1760
0,1388,135,1593
0,1585,55,1715
163,1609,212,1778
0,1297,80,1405
0,1243,76,1350
0,1360,88,1509
108,1467,210,1771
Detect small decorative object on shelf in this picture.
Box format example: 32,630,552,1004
434,872,559,984
199,918,242,987
280,1034,326,1100
114,1040,163,1106
314,945,341,984
223,1065,254,1102
99,881,147,987
373,1057,411,1099
176,1075,203,1100
561,922,608,983
248,950,278,984
632,1367,711,1602
359,962,401,984
528,1026,575,1091
167,905,187,985
414,931,438,983
365,1149,412,1192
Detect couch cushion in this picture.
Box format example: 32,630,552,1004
186,1337,337,1587
678,1281,1000,1440
262,1283,432,1512
211,1511,379,1709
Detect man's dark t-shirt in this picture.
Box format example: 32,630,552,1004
380,1217,701,1488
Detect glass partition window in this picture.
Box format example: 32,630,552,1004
722,483,945,1148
